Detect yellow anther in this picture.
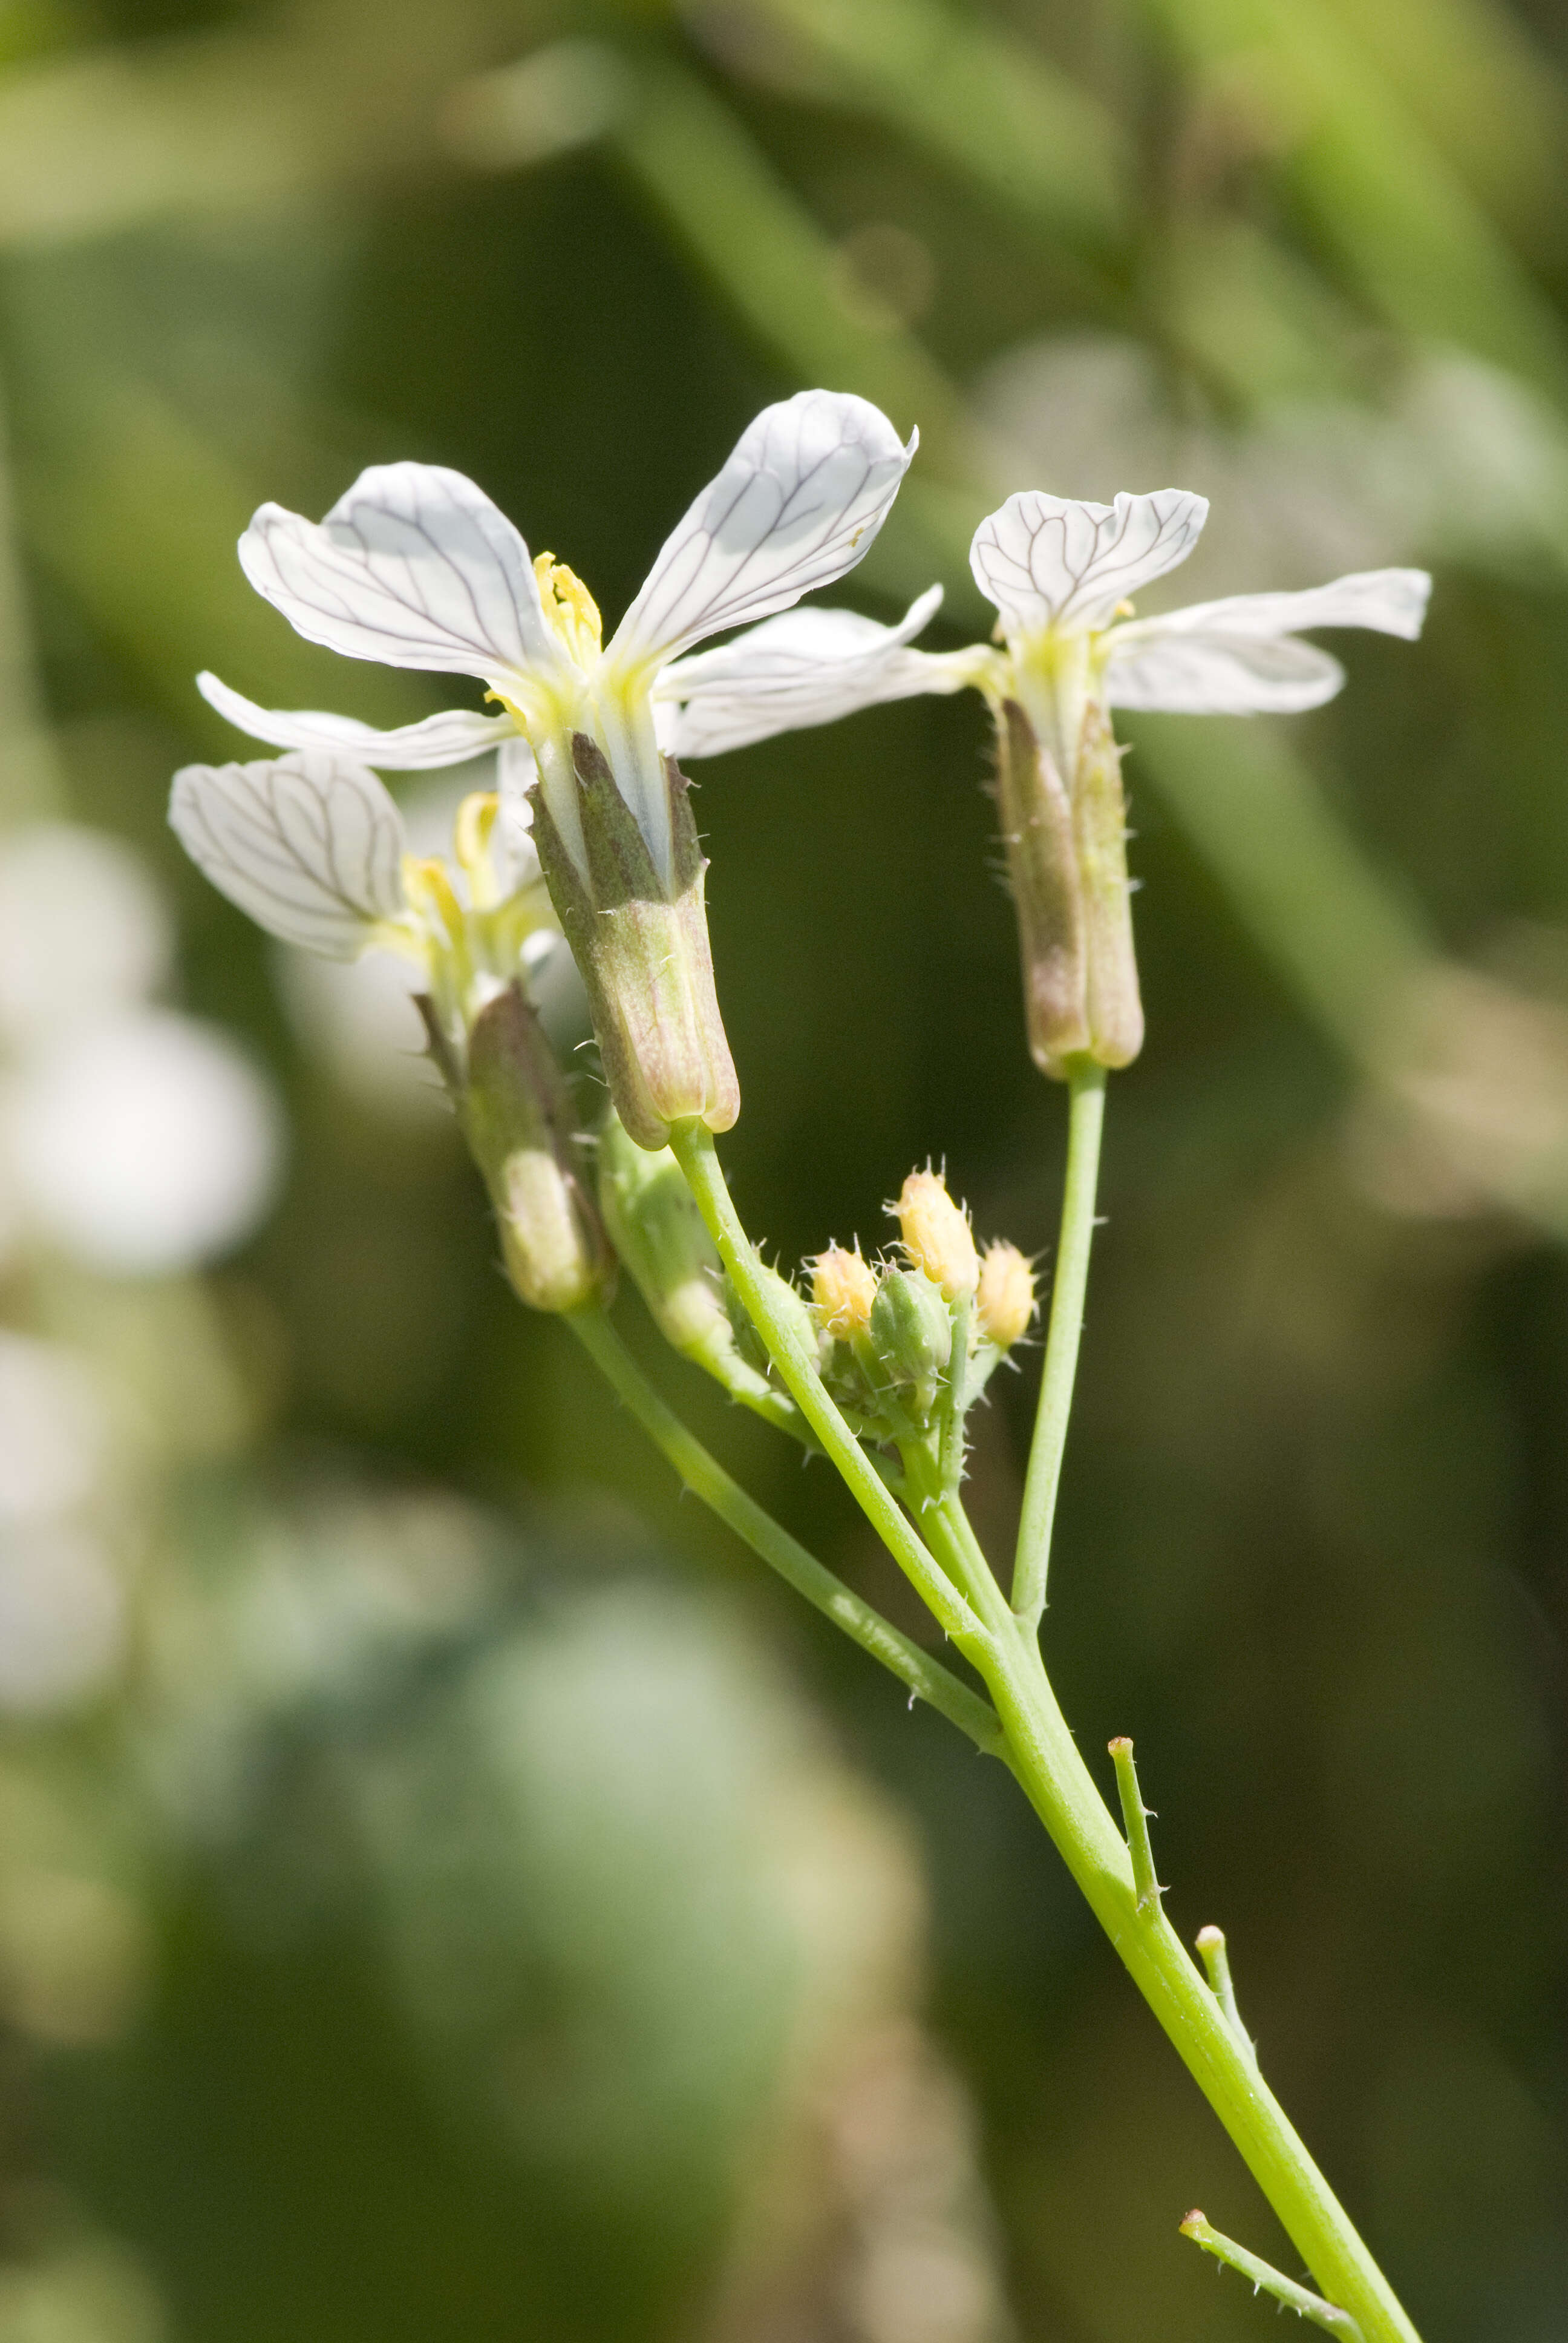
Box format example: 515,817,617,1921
454,791,501,908
895,1169,979,1300
534,552,603,664
809,1245,878,1339
401,853,465,943
976,1241,1036,1349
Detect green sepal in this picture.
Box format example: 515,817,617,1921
430,983,614,1315
531,736,739,1150
868,1268,953,1421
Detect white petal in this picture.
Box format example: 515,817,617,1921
238,464,565,682
1106,631,1346,715
1120,566,1432,645
655,586,955,758
198,671,517,768
969,488,1208,634
169,753,408,957
609,391,917,669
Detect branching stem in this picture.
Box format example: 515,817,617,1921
567,1306,1004,1757
1181,2210,1366,2339
670,1122,991,1656
668,1118,1421,2343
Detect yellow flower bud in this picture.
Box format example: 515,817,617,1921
809,1245,878,1339
976,1241,1036,1349
895,1170,978,1300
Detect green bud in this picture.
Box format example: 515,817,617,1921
597,1111,732,1371
531,736,739,1150
868,1268,953,1418
440,984,613,1314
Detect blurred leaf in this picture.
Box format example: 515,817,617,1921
688,0,1131,257
1145,0,1568,404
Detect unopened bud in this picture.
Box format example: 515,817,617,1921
869,1268,953,1414
444,985,612,1314
530,737,738,1150
895,1170,978,1300
976,1241,1036,1349
810,1245,877,1339
597,1111,731,1368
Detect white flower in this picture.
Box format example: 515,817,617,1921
195,390,916,886
658,486,1431,758
169,747,558,1041
652,482,1428,1085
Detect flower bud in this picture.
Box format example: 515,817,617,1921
443,985,613,1314
596,1111,733,1370
529,738,739,1151
895,1170,978,1300
869,1268,953,1416
976,1241,1036,1349
809,1245,878,1339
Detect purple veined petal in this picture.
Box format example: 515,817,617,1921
609,390,918,670
169,753,409,957
1117,567,1432,646
1105,630,1346,715
655,585,955,758
198,671,517,768
238,463,567,683
970,488,1208,635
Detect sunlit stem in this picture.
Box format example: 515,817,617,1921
1013,1058,1106,1627
669,1122,992,1656
566,1306,1004,1757
939,1291,973,1495
1180,2211,1366,2340
1108,1735,1164,1913
670,1124,1419,2343
1197,1924,1254,2059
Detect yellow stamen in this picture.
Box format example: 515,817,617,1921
401,853,465,945
533,552,603,664
453,791,501,908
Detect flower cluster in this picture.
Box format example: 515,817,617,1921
169,382,1430,1320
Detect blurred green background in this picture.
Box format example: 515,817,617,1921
0,0,1566,2338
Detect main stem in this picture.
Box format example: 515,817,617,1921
928,1481,1417,2336
1012,1058,1105,1626
675,1123,1420,2343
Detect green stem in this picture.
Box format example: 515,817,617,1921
1196,1924,1255,2060
1181,2211,1366,2339
669,1122,991,1657
566,1306,1005,1760
673,1132,1420,2342
939,1291,972,1496
1108,1734,1164,1913
1013,1057,1106,1627
897,1449,1422,2339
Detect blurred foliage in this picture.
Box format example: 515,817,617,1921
0,0,1566,2339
